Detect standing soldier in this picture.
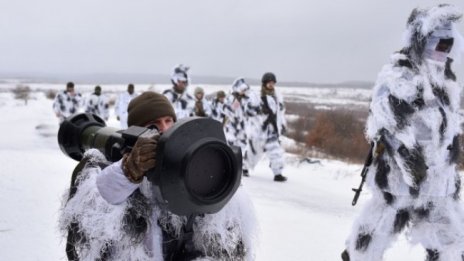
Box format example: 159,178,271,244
53,81,83,123
163,64,195,120
342,5,464,261
224,78,260,177
85,85,109,121
115,84,137,129
193,86,212,117
211,90,227,124
257,72,288,182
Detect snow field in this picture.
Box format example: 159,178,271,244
0,89,433,260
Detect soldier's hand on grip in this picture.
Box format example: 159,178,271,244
122,133,160,183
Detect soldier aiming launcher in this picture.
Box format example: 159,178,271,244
58,113,243,216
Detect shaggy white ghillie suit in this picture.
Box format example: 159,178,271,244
60,149,258,260
344,5,464,261
346,196,464,261
345,56,464,261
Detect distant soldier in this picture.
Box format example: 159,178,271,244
211,90,227,124
85,85,109,121
163,64,195,119
224,78,260,177
53,81,83,123
115,84,138,129
257,72,288,182
193,86,212,117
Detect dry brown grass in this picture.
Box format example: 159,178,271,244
305,111,369,163
285,100,464,168
45,89,57,100
285,100,370,163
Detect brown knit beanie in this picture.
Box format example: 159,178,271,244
127,91,177,127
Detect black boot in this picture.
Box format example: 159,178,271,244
243,169,250,177
426,249,439,261
341,250,350,261
273,174,287,182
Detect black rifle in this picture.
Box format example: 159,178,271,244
351,142,374,206
261,96,279,134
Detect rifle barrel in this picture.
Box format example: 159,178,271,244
351,142,374,206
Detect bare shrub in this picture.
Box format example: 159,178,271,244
305,110,370,163
12,84,31,105
285,99,370,162
45,89,57,100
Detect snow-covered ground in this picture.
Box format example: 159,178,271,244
0,88,432,260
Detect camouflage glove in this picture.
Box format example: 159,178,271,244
122,134,159,183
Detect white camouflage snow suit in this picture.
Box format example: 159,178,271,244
115,91,138,129
223,78,261,173
53,90,83,123
85,93,110,121
163,65,195,120
211,98,227,124
163,88,195,120
343,5,464,261
249,88,287,176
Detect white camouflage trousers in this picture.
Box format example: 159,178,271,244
344,195,464,261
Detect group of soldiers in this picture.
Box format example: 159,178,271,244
52,65,288,181
52,82,112,123
162,65,288,182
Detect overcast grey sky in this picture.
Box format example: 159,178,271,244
1,0,464,83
